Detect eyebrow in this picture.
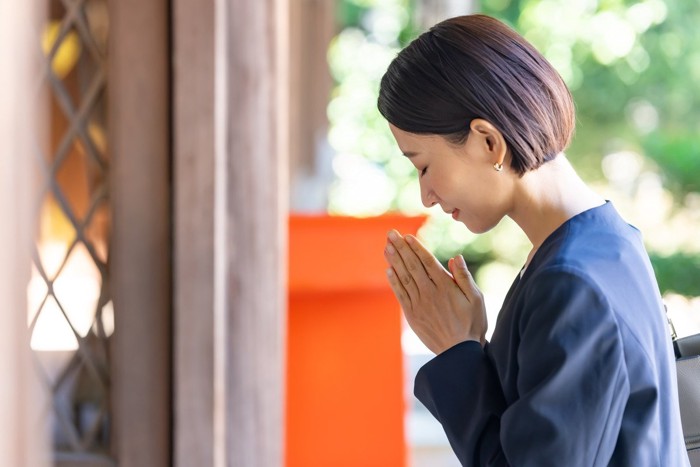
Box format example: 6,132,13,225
402,151,419,158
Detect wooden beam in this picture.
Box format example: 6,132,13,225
219,1,289,460
173,0,289,465
172,0,216,464
108,0,171,465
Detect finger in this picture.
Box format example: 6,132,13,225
386,267,412,311
384,241,420,301
449,254,482,303
404,234,450,284
387,230,433,289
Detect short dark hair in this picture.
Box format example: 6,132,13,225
378,14,575,175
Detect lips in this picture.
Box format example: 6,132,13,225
441,206,460,221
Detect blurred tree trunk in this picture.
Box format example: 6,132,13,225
414,0,479,31
289,0,336,212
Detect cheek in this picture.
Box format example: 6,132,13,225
437,169,466,198
447,175,481,208
452,179,507,231
470,192,512,233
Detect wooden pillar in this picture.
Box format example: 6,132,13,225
288,0,335,211
0,2,48,466
109,0,171,465
219,3,288,463
172,0,216,464
173,0,289,465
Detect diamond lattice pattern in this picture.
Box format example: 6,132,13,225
29,0,114,464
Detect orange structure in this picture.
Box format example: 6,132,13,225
287,215,426,467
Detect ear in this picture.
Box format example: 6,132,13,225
469,118,508,168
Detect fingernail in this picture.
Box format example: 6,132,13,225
386,268,394,277
457,255,467,269
388,230,399,241
386,244,396,255
405,235,415,244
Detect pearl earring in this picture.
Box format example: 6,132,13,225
493,162,503,172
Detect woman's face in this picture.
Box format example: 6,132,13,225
389,122,514,234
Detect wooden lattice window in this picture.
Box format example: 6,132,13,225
28,0,114,464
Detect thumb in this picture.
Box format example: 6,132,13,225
449,254,480,302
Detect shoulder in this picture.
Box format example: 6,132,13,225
518,233,665,364
526,205,654,299
521,265,611,324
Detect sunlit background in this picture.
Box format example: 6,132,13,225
320,0,700,464
10,0,699,465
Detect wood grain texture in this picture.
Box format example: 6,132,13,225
174,0,289,465
221,0,288,465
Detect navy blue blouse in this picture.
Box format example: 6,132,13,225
415,202,690,466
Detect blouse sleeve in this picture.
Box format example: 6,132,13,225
414,268,630,466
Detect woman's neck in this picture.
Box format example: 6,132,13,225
508,155,605,250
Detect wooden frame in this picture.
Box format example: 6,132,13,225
173,0,289,465
172,0,216,463
108,0,289,463
109,0,171,465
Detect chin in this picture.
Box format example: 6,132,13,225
467,226,493,235
464,218,500,235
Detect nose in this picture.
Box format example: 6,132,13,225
419,179,438,208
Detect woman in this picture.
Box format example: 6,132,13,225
379,14,689,467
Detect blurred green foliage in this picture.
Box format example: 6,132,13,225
651,252,700,296
330,0,700,296
644,131,700,195
481,0,700,294
482,0,700,183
